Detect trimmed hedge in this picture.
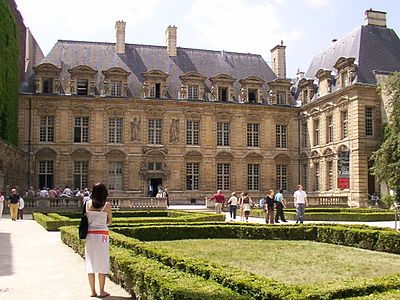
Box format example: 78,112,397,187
34,210,225,231
60,226,251,300
250,209,396,221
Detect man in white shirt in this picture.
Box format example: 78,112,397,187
293,185,308,224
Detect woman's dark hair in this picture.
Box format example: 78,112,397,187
91,183,108,208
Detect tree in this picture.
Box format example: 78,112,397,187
371,72,400,202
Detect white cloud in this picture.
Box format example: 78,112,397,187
185,0,301,59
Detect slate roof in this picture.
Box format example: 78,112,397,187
37,40,276,99
305,25,400,85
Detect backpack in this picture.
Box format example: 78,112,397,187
259,198,266,208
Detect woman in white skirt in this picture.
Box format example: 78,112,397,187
85,183,112,298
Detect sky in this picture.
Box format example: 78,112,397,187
14,0,400,78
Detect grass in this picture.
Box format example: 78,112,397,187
148,239,400,285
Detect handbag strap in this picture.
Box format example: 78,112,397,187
82,200,88,216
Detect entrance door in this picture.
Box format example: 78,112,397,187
148,178,162,197
367,161,375,195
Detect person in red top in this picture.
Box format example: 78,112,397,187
208,190,225,214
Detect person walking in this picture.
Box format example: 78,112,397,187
274,189,287,223
241,192,252,222
238,192,245,221
208,190,225,214
227,192,238,221
265,190,275,224
8,189,20,221
85,183,113,298
0,192,4,220
293,185,308,224
17,197,25,220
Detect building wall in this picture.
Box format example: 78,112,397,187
18,95,299,203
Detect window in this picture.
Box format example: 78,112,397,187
302,89,308,103
74,116,89,143
302,122,308,148
277,91,286,105
111,81,122,96
108,118,123,143
276,164,288,191
148,162,162,171
74,161,88,190
302,163,308,190
248,89,258,103
188,85,199,100
108,161,123,191
77,79,88,95
314,162,320,191
38,160,53,189
247,123,259,147
247,164,260,191
217,163,230,190
313,119,320,146
186,162,199,190
186,120,200,145
217,122,230,146
42,78,53,93
365,107,373,136
150,83,161,98
341,110,348,139
276,125,288,148
326,115,333,143
218,87,228,101
148,119,162,144
327,160,334,190
40,116,54,142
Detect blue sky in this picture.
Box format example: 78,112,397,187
15,0,400,78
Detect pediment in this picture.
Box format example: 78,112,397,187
105,149,126,158
315,68,332,80
310,107,321,115
102,67,131,77
142,69,169,79
337,144,349,152
71,148,92,157
244,152,264,160
184,150,203,158
72,105,91,114
333,57,356,70
107,106,124,117
273,153,291,161
299,152,309,160
142,146,168,156
179,71,207,81
239,75,265,86
321,102,334,111
184,109,202,119
33,63,61,74
36,147,58,157
215,151,234,160
311,150,320,158
210,73,236,84
36,104,57,115
268,78,291,87
68,65,97,75
322,147,334,156
298,78,314,88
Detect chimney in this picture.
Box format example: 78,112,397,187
270,40,286,79
115,20,126,54
165,25,177,57
364,9,387,27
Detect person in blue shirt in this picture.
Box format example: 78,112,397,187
274,189,287,223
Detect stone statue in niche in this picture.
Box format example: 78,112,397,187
169,119,180,143
130,117,141,142
35,77,40,93
69,80,76,94
210,85,217,101
180,84,187,99
240,88,246,102
142,81,149,98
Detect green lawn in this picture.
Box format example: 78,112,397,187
148,239,400,285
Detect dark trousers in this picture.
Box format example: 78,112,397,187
230,205,237,219
17,208,24,220
275,202,286,222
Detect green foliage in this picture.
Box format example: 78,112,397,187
380,194,396,208
0,1,19,145
371,72,400,199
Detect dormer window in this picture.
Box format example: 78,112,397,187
150,83,161,98
188,85,199,100
77,79,88,95
248,89,258,103
111,81,122,96
333,57,357,89
341,71,349,87
218,87,228,101
42,78,53,93
277,91,286,105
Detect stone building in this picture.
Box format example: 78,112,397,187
16,9,400,205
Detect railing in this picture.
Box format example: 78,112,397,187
13,196,167,212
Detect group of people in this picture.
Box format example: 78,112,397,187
33,186,89,199
0,189,25,221
208,185,309,224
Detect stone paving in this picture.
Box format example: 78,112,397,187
0,207,398,300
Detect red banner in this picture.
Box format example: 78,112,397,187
337,178,350,189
